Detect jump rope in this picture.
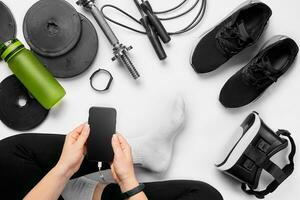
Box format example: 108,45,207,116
101,0,207,36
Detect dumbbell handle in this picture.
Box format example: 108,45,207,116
89,4,119,45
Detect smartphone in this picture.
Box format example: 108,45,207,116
87,107,117,162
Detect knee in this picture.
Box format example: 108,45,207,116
0,134,27,169
0,133,35,154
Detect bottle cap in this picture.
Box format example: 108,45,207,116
0,39,24,62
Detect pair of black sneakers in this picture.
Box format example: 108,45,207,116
190,0,299,108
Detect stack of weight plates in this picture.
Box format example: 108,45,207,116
0,2,48,131
23,0,99,78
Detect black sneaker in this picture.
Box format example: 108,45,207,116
190,0,272,73
219,36,299,108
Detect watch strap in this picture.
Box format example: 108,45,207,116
120,183,145,199
89,68,113,92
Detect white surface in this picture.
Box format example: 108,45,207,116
0,0,299,199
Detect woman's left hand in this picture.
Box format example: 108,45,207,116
56,123,90,178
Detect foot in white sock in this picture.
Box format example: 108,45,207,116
129,96,186,172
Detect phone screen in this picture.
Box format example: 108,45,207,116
87,107,117,162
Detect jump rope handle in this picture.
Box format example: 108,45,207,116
141,1,171,44
140,17,167,60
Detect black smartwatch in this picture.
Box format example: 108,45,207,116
120,183,145,199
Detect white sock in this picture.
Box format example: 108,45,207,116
129,96,186,172
93,96,186,183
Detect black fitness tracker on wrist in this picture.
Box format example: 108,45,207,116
120,183,145,199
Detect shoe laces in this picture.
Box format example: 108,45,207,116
242,57,278,88
216,19,252,57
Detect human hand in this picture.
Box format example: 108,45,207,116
110,134,139,192
56,123,90,178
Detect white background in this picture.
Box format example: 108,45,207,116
0,0,299,199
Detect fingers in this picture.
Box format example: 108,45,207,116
116,134,131,152
76,123,90,147
74,123,85,133
69,124,85,140
112,134,123,156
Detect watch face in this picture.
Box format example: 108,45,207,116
87,107,117,162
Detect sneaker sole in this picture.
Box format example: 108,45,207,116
260,35,288,51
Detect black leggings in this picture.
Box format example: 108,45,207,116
0,134,223,200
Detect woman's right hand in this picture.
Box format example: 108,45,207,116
56,123,90,178
110,134,139,193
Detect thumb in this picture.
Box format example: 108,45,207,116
76,123,90,147
110,163,117,179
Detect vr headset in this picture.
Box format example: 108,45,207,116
216,112,296,199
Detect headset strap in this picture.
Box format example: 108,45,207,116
241,130,296,199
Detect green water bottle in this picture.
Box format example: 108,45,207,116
0,39,66,109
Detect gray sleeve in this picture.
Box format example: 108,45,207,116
62,177,98,200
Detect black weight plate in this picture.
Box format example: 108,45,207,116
0,75,49,131
36,13,99,78
23,0,81,57
0,1,16,43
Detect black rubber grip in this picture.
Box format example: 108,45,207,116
146,13,171,44
141,17,167,60
140,2,171,44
